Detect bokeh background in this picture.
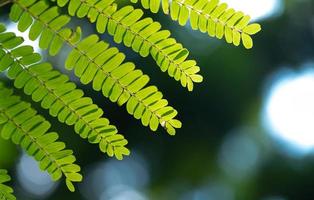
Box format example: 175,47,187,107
1,0,314,199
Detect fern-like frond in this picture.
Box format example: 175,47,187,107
10,0,82,55
9,1,182,135
66,35,182,135
0,169,15,200
0,83,82,192
49,0,203,91
0,23,130,160
131,0,261,49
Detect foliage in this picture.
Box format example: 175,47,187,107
131,0,261,49
51,0,204,91
0,169,15,200
0,0,261,194
0,82,82,191
0,24,129,160
10,0,181,135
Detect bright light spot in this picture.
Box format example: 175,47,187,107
262,67,314,155
218,127,260,179
6,23,40,53
16,153,58,198
100,185,147,200
81,152,149,200
220,0,284,21
181,181,234,200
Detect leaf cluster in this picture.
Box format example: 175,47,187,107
0,0,261,194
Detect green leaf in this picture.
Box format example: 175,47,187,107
0,84,82,192
66,179,75,192
53,0,202,90
0,169,16,200
243,23,262,35
130,0,261,49
241,33,253,49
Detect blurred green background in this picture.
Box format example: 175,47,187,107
1,0,314,199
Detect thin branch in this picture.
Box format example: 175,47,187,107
0,0,12,7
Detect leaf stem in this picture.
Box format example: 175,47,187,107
0,0,12,7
